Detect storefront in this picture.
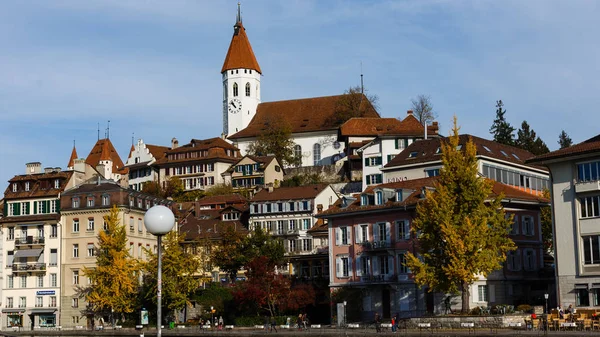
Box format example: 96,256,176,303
2,309,24,328
30,309,56,327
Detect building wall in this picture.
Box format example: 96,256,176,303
125,139,161,191
223,69,261,136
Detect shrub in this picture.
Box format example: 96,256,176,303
516,304,532,313
469,307,481,315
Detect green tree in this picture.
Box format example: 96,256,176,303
141,230,201,322
489,100,515,145
411,94,437,126
558,130,573,149
247,117,302,167
142,177,186,200
79,206,139,320
516,121,549,155
404,117,516,313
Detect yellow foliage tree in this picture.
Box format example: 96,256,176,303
405,117,516,313
80,205,139,320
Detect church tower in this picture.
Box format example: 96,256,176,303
221,3,262,137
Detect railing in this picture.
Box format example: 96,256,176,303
35,304,43,308
12,263,47,272
15,236,45,245
358,274,398,283
5,304,13,308
360,240,391,250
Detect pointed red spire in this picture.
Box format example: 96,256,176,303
221,3,262,74
99,140,111,161
68,145,78,168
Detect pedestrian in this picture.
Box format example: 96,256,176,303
374,312,381,333
218,316,223,330
270,316,278,332
391,314,396,332
264,316,270,332
297,313,303,331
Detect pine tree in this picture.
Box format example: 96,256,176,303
404,117,516,313
558,130,573,149
489,100,515,145
80,206,139,320
516,121,536,151
141,230,201,323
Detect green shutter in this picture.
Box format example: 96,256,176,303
33,201,38,214
376,157,382,165
55,199,60,213
366,176,371,185
25,202,30,215
14,203,20,216
41,201,46,214
395,139,399,149
46,201,51,213
404,139,409,148
365,158,369,166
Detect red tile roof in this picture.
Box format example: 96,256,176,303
251,184,329,202
4,171,74,200
85,138,125,173
228,94,380,139
221,21,261,74
156,138,240,165
197,193,248,207
339,115,438,137
384,134,543,170
146,144,170,161
527,134,600,164
179,208,249,241
319,176,548,217
67,146,78,168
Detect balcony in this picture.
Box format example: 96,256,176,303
271,229,299,236
15,236,45,246
575,180,600,194
12,263,47,273
360,240,391,251
358,274,398,283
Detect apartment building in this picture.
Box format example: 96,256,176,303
249,184,339,275
527,134,600,308
318,177,549,319
222,155,284,192
124,138,169,191
59,179,172,329
154,138,240,192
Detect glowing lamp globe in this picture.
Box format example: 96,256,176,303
144,205,175,235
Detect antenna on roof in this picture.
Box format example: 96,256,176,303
107,120,110,139
132,132,134,146
237,2,242,24
97,123,100,141
360,61,364,94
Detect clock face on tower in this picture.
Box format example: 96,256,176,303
228,98,242,114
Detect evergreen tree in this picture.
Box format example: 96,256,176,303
558,130,573,149
404,117,516,313
141,231,201,323
80,206,139,321
516,121,550,155
531,137,550,155
489,100,515,145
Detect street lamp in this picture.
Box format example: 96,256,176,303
343,301,347,328
544,293,549,314
144,205,175,337
211,306,214,328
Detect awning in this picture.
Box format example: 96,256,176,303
2,309,24,313
14,249,43,258
574,284,588,289
29,309,56,314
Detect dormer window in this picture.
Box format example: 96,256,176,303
25,182,30,191
409,152,418,158
54,179,60,189
397,190,403,202
455,145,462,151
72,197,80,208
223,212,240,221
361,195,368,206
376,191,383,205
435,147,442,154
12,183,17,192
500,150,508,157
87,196,95,207
483,146,492,153
129,197,134,207
101,194,110,206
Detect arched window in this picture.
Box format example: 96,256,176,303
233,83,238,97
313,144,321,166
294,145,302,161
245,82,251,97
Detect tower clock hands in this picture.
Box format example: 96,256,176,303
230,101,237,108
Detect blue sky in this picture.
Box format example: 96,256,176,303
1,1,599,187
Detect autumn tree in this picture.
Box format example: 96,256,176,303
404,117,516,313
140,230,201,323
541,189,553,253
410,94,437,126
515,121,550,155
247,117,301,167
233,256,315,317
326,86,379,127
489,100,515,146
79,206,139,321
558,130,573,149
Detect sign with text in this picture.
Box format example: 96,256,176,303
36,290,55,296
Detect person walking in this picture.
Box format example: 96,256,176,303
270,316,278,333
374,312,381,333
297,313,303,331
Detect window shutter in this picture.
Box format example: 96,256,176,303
372,257,379,276
25,202,30,215
335,228,341,246
404,221,411,240
373,224,379,242
388,256,394,275
355,225,361,243
489,285,496,302
387,155,392,163
366,175,371,185
348,228,353,245
33,201,38,214
404,139,409,148
386,222,392,244
365,158,369,166
356,256,362,277
395,139,399,149
14,203,20,216
376,157,382,165
336,258,341,278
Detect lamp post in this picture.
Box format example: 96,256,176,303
544,293,549,333
343,301,347,328
211,306,214,328
544,293,549,314
144,205,175,337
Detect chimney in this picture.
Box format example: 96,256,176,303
54,167,61,172
26,162,42,175
44,167,53,174
171,138,179,149
406,110,414,116
74,158,86,173
267,185,274,193
317,204,323,214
